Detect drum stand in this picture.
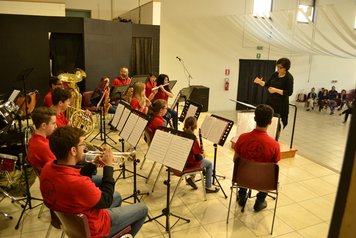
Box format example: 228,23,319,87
14,152,44,229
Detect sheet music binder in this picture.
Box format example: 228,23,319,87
119,110,149,147
110,100,131,128
200,114,234,146
110,85,130,100
145,127,195,172
179,100,203,122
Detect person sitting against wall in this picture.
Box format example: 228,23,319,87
306,87,317,111
328,86,338,115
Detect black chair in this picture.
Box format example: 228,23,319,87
227,158,279,235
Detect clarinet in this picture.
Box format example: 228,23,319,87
199,128,204,153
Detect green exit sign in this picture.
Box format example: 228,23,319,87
256,53,261,59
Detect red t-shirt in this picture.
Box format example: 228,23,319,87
56,112,69,128
153,90,168,102
27,133,56,172
130,97,147,114
185,139,202,167
147,115,165,137
145,81,156,98
111,77,131,87
43,90,53,107
234,129,280,163
40,162,111,237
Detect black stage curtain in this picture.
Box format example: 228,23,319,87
49,33,85,91
130,37,153,76
236,59,276,110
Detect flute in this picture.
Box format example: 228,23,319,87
152,83,169,91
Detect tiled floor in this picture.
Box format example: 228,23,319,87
0,105,347,237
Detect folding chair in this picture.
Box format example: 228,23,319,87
227,158,279,235
54,211,132,238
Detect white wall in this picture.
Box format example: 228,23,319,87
0,0,65,16
160,0,356,111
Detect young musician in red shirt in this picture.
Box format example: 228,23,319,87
43,76,63,107
51,87,71,127
27,107,57,172
130,82,151,114
153,74,178,128
233,104,280,212
146,99,168,138
183,117,219,193
145,73,157,101
40,126,148,237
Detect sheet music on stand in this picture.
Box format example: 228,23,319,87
236,111,280,140
111,85,130,100
110,100,130,128
179,100,202,122
145,127,195,172
168,80,177,90
119,110,149,147
171,90,182,111
200,114,234,146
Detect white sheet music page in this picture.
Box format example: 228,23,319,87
116,107,131,132
120,113,139,141
185,104,198,120
267,117,278,139
200,115,215,139
207,118,228,144
111,104,125,127
145,130,172,164
236,112,255,139
164,135,194,171
127,116,148,146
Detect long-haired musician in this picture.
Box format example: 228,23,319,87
145,73,157,101
91,76,116,113
183,117,219,193
27,107,57,172
146,99,168,138
153,74,178,128
40,126,148,237
130,82,151,114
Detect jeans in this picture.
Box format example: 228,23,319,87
92,175,122,207
167,108,178,129
106,203,148,237
201,158,213,188
238,188,267,204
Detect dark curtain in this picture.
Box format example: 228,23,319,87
131,37,153,76
49,33,85,91
236,59,276,110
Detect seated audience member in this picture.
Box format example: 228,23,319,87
146,99,168,138
40,126,148,237
183,117,219,193
318,89,329,112
337,89,347,111
43,77,63,107
27,107,57,172
130,82,151,114
233,104,280,212
328,86,338,115
51,87,72,127
153,74,178,129
91,76,117,114
306,87,317,111
339,89,355,123
145,73,157,101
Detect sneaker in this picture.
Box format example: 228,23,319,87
205,186,219,193
306,109,310,111
330,111,334,115
185,177,198,190
253,201,267,212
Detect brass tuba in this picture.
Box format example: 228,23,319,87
58,68,86,119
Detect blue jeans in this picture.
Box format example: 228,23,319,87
201,158,213,188
92,175,122,207
167,108,178,129
106,203,148,237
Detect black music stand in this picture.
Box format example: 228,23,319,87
145,127,195,237
113,109,150,202
178,100,203,122
200,114,234,199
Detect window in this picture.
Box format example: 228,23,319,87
253,0,273,18
297,0,315,23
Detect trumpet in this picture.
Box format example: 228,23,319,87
83,150,135,164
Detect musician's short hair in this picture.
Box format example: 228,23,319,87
276,58,291,71
254,104,274,128
49,126,84,161
52,88,71,106
49,76,60,88
31,106,57,129
184,116,197,134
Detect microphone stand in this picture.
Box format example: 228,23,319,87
177,58,192,87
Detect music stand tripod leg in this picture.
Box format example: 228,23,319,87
145,167,190,236
212,144,227,198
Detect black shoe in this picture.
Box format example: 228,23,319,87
205,186,219,193
185,177,198,190
306,109,310,111
330,111,334,115
254,201,267,212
